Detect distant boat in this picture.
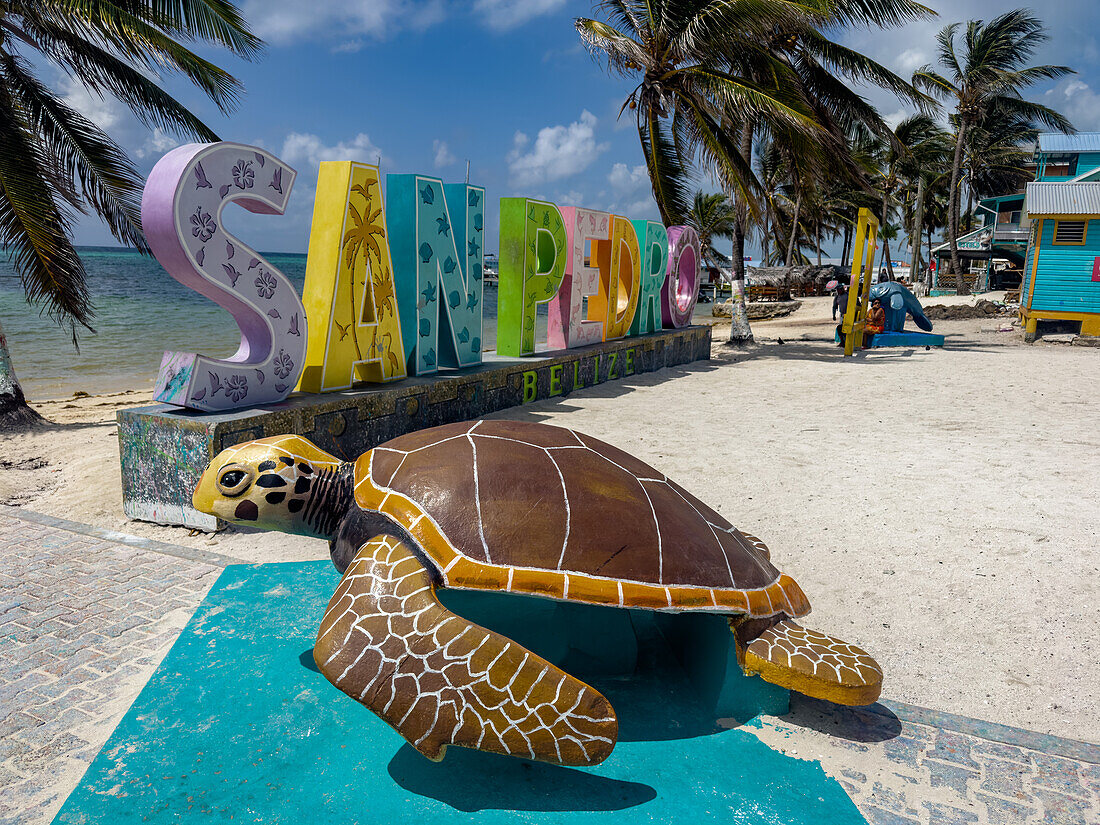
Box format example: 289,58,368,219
484,253,499,284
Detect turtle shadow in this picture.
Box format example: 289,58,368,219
386,745,657,813
780,694,903,743
298,648,320,673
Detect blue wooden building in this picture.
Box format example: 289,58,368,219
1021,179,1100,339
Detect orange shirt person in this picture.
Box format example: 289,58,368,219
864,299,886,347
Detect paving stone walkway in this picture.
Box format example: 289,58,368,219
1,507,1097,824
752,698,1099,825
0,509,224,825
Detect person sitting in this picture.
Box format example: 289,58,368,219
864,298,886,347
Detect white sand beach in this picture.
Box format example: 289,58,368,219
2,294,1097,744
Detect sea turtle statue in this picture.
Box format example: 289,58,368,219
193,419,882,766
869,281,934,333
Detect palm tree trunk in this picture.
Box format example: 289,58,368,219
842,220,852,268
762,203,772,266
0,319,44,430
785,190,803,266
881,191,895,280
926,226,934,290
948,119,969,294
728,121,754,345
816,222,822,266
910,175,926,282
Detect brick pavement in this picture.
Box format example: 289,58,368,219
0,509,223,825
752,697,1100,825
2,507,1097,824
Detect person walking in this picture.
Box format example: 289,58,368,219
832,281,850,321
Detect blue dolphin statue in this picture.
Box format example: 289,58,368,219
869,282,933,333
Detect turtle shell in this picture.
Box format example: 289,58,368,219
353,420,809,619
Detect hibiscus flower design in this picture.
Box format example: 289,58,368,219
254,270,276,299
273,349,294,379
232,160,255,189
225,374,248,402
190,207,216,241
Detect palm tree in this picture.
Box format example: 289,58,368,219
685,191,737,267
575,1,824,227
577,2,933,343
723,0,934,278
683,189,753,341
964,101,1040,201
871,114,950,279
913,9,1073,294
0,1,261,429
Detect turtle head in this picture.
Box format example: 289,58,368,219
193,435,352,539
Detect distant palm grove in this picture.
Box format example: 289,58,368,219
577,2,1074,340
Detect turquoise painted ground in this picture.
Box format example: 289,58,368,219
53,561,866,824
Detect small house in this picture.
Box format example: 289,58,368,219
1020,181,1100,339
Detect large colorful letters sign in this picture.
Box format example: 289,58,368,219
592,215,641,341
497,198,568,357
143,141,706,412
388,175,486,375
142,142,306,411
662,226,702,328
630,220,669,335
548,208,609,350
297,162,404,392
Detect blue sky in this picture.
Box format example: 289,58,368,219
63,0,1100,259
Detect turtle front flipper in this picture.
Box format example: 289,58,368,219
741,620,883,706
313,535,618,766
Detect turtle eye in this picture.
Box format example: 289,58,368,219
216,465,252,497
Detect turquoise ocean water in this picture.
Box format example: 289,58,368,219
0,247,518,401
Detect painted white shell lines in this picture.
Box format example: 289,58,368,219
314,535,618,765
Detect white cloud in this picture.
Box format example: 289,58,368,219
61,76,124,132
556,190,585,206
894,48,928,75
543,42,583,63
60,74,181,162
245,0,445,45
332,39,365,54
507,110,607,187
1046,79,1100,132
607,162,657,218
474,0,566,31
883,108,909,130
433,139,456,168
280,132,386,170
135,128,181,159
608,162,648,194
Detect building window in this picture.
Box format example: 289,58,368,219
1043,153,1079,177
1053,220,1088,244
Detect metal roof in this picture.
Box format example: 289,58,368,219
979,193,1025,205
1026,182,1100,216
1037,132,1100,153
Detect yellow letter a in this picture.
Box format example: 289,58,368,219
298,162,406,391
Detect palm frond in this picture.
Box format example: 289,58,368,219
18,15,220,139
0,83,91,340
0,49,146,249
639,113,692,225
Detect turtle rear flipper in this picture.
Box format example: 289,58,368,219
742,620,883,706
313,535,618,766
